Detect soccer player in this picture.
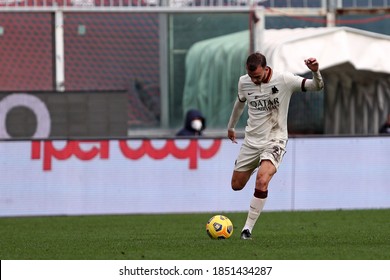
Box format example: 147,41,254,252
227,52,324,240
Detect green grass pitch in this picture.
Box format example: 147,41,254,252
1,209,389,260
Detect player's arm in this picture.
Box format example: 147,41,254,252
227,96,246,144
301,58,324,92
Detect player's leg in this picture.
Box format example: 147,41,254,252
231,170,253,191
241,160,276,239
231,142,259,191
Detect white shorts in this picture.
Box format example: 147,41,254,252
234,139,287,172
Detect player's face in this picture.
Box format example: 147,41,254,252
247,66,266,85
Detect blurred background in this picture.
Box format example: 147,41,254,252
0,0,389,139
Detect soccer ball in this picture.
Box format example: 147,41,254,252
206,215,233,239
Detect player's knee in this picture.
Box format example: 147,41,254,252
231,179,245,191
256,175,270,190
232,185,244,191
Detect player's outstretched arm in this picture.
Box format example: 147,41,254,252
303,57,324,91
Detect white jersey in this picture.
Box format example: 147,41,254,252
237,70,304,147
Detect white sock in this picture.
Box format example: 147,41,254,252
242,196,267,233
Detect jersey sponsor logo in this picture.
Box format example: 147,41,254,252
249,98,279,111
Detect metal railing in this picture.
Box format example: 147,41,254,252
0,0,389,10
0,0,380,8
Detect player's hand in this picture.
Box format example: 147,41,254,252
304,58,319,72
228,129,237,144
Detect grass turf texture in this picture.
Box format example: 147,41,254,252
1,209,389,260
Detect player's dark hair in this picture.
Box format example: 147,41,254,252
246,52,267,71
